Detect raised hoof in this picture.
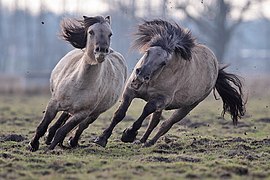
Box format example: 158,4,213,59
28,141,39,152
94,136,108,148
68,137,78,148
121,128,138,143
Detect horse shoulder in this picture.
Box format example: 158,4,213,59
107,49,128,80
50,49,84,92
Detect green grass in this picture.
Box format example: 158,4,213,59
0,93,269,179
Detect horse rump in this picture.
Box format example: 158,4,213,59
214,68,246,125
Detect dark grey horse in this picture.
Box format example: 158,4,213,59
94,19,245,147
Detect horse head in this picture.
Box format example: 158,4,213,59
61,15,112,64
131,46,172,89
84,16,112,63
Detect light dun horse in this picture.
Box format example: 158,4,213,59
29,16,127,151
95,19,245,147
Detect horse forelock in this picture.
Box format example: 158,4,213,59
60,16,109,49
132,19,196,60
83,16,108,29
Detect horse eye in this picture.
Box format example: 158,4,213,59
109,33,112,37
89,30,94,35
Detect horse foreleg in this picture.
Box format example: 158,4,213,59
121,98,165,143
48,112,86,150
29,100,58,152
136,111,162,144
68,114,99,147
94,94,133,147
45,111,70,145
144,106,195,147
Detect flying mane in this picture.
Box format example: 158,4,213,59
60,16,107,49
132,19,196,60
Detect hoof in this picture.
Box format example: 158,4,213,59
45,133,53,145
28,141,39,152
45,137,52,145
143,140,155,148
121,128,138,143
68,137,78,148
133,140,143,145
94,136,108,148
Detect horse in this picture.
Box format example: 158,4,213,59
29,15,128,151
94,19,245,148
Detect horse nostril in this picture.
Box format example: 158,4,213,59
144,76,150,81
95,47,101,52
105,48,109,53
135,68,141,75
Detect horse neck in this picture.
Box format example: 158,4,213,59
82,47,97,65
77,53,103,82
155,53,183,79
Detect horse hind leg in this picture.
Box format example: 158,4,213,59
29,100,58,152
45,111,70,145
144,105,196,147
68,114,99,147
134,111,162,144
48,112,87,150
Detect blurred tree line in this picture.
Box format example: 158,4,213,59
0,0,269,77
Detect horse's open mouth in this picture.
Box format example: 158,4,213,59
131,79,144,90
95,53,108,63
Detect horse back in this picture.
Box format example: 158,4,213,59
170,44,219,107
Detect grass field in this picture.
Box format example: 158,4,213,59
0,80,270,179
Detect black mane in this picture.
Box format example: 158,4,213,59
132,19,196,60
60,16,107,49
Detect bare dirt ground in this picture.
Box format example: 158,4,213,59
0,76,269,179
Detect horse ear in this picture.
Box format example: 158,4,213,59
105,15,111,24
83,16,89,20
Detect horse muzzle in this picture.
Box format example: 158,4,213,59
131,75,150,90
94,52,107,63
131,78,143,90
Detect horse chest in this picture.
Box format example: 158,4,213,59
53,78,101,111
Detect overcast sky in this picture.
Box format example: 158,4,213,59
1,0,270,20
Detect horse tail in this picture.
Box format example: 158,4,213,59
214,67,246,125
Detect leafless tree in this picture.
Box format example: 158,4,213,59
177,0,263,62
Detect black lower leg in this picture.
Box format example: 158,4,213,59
69,115,99,147
94,95,133,147
140,111,162,143
29,102,57,151
46,112,70,145
121,101,158,143
48,114,85,150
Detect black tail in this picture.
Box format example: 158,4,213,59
214,68,246,125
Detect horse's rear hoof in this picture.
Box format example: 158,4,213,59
68,137,78,148
143,140,155,148
28,141,39,152
45,134,53,145
133,140,143,145
121,128,138,143
94,136,108,148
